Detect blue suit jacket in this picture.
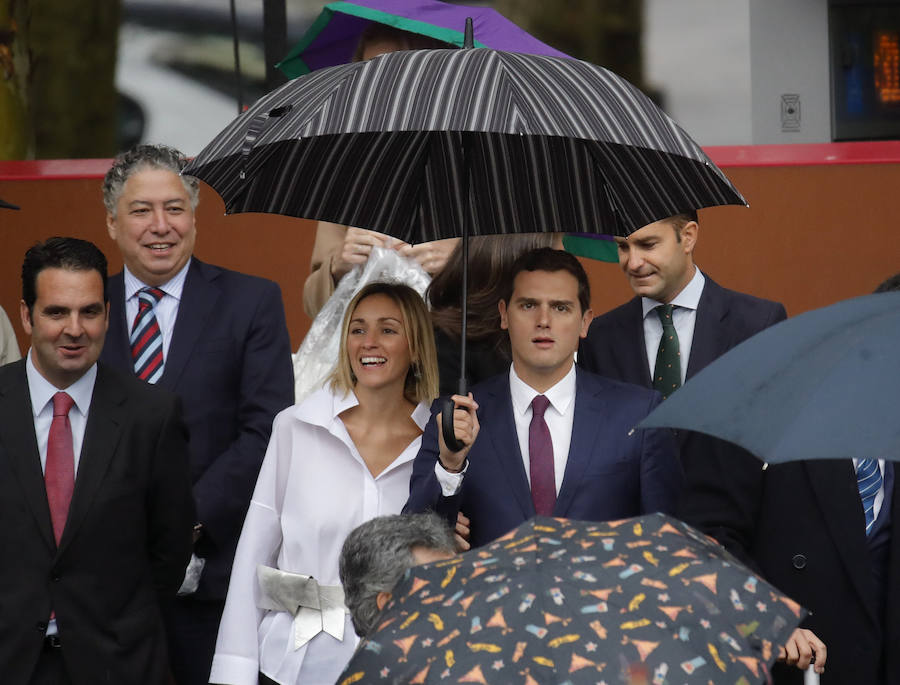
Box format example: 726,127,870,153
100,259,295,598
405,367,682,548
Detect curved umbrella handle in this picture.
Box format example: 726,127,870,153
440,398,467,454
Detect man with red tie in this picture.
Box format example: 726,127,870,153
405,248,681,548
0,237,194,684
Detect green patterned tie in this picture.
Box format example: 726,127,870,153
653,304,681,399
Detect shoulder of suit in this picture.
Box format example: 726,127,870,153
96,362,179,407
588,297,640,331
0,358,26,390
192,259,281,293
576,366,656,400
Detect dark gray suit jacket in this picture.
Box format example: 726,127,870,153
0,361,194,685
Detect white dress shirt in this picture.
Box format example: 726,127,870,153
210,387,430,685
641,267,705,385
853,458,886,523
25,351,97,636
436,364,577,497
123,260,191,360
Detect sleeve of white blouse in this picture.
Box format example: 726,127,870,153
208,411,291,685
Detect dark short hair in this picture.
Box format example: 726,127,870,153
874,272,900,293
502,247,591,314
22,237,109,316
339,512,455,638
102,144,199,215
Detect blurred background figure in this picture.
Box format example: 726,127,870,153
303,23,459,320
0,306,21,366
339,512,455,638
211,282,440,685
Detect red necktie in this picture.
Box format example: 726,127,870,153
46,392,75,545
529,395,556,516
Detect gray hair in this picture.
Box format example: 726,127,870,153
102,144,200,215
339,512,455,637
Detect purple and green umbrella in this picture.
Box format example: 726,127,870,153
278,0,570,78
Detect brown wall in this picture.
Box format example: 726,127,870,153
1,160,898,357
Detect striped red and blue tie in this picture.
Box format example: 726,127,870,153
131,287,165,383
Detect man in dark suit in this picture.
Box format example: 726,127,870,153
98,145,295,685
578,211,786,395
0,237,194,685
406,248,681,548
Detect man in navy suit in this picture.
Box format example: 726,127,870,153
405,248,681,548
98,145,295,685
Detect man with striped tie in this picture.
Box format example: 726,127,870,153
0,237,194,684
99,145,295,685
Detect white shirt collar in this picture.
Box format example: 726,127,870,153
25,350,97,417
124,258,192,302
641,267,705,319
509,362,577,418
294,385,430,431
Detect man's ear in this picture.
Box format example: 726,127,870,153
19,299,32,335
498,299,509,330
376,591,392,611
106,213,118,240
681,220,699,255
579,308,593,338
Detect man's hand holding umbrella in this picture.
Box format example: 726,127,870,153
436,393,479,474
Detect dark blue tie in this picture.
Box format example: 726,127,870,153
857,458,882,535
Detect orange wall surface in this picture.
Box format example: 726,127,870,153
1,143,898,357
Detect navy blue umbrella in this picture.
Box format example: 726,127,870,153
639,291,900,462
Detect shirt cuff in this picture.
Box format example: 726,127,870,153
208,654,259,685
434,459,467,496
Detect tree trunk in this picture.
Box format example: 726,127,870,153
26,0,121,158
493,0,647,93
0,0,32,159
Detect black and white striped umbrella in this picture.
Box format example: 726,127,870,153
185,47,745,241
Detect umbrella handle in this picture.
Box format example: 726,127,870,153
440,398,467,453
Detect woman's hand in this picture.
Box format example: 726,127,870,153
398,238,459,275
332,227,402,280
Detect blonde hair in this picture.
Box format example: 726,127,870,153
330,283,439,404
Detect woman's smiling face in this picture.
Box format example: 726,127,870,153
346,293,412,392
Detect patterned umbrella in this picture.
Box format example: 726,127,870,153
337,515,805,685
277,0,570,78
184,45,745,242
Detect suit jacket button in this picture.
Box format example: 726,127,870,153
792,554,807,569
36,622,47,632
52,573,61,582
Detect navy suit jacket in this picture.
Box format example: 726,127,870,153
405,367,682,548
100,259,295,598
578,275,787,387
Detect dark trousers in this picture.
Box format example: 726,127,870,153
164,597,226,685
29,638,73,685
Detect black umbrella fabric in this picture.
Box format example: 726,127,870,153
337,515,805,685
0,197,20,210
184,47,745,241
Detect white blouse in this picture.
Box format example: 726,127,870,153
209,387,430,685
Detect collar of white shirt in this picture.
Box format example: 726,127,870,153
25,349,97,417
640,267,706,319
124,258,192,303
509,362,577,419
293,386,431,432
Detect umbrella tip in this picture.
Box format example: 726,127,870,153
464,17,474,49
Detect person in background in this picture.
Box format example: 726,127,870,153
210,282,441,685
99,144,295,685
0,237,193,685
339,512,456,639
303,23,458,320
427,233,561,396
406,248,681,548
0,305,21,365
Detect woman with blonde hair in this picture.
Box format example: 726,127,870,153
210,282,439,685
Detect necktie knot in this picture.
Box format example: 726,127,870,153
52,391,75,417
531,394,550,418
655,303,675,324
138,287,165,309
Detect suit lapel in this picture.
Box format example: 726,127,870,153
555,370,607,517
618,298,650,387
0,363,56,551
57,366,125,556
159,260,219,391
686,277,726,380
104,273,133,370
805,460,880,624
481,378,533,520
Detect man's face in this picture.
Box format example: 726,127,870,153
499,269,592,391
20,268,109,389
615,218,697,303
106,167,196,286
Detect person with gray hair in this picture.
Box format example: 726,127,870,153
98,144,295,685
340,512,456,638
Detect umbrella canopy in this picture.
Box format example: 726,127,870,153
185,46,745,242
278,0,570,78
0,197,20,210
337,514,805,685
639,291,900,462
